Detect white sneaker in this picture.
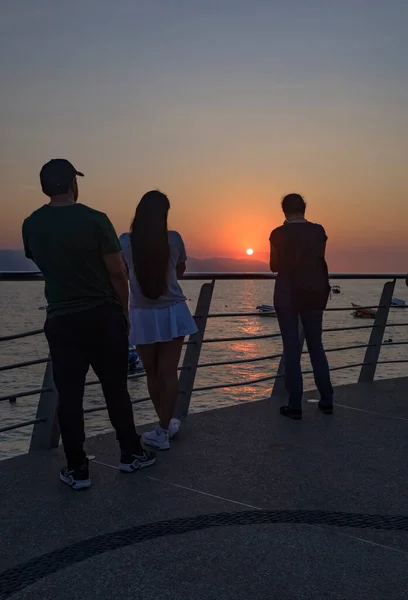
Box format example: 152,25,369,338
142,426,170,450
169,418,181,439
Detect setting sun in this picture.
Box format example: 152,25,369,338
246,248,254,256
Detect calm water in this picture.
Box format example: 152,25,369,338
1,279,408,460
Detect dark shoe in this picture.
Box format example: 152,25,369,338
119,448,157,473
280,406,302,420
318,402,333,415
60,458,91,490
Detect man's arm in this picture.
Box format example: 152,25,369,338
177,261,186,279
269,228,280,272
22,220,34,262
269,242,278,272
269,229,279,272
103,253,129,318
98,215,129,318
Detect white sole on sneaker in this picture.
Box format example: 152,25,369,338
60,472,91,490
118,454,157,473
142,432,170,451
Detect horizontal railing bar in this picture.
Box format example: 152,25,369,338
206,307,389,318
207,313,276,318
0,329,44,342
197,343,373,369
0,330,196,346
0,386,51,402
203,323,377,344
326,343,373,354
381,341,408,346
1,271,406,281
0,357,50,372
203,332,283,343
326,362,368,372
0,272,45,281
0,418,45,434
198,353,283,368
382,323,408,328
192,374,279,392
323,324,379,333
377,359,408,365
192,362,371,393
187,273,404,280
326,306,406,311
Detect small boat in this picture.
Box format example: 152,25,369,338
391,297,406,308
331,285,341,294
256,304,277,317
128,345,144,374
351,303,376,319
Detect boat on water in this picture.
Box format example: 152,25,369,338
351,303,376,319
391,297,406,308
256,304,277,317
331,285,341,294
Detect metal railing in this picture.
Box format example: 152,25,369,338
1,272,408,452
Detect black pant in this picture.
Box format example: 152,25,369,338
45,303,140,466
275,306,334,409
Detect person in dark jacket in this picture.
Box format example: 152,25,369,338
269,193,333,419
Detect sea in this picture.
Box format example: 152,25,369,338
1,278,408,460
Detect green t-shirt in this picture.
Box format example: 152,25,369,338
22,203,122,318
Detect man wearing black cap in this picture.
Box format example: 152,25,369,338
22,159,156,489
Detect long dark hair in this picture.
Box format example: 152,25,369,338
130,190,170,300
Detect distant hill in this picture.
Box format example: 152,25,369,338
0,250,37,272
0,250,269,273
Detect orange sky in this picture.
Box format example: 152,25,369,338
1,2,408,271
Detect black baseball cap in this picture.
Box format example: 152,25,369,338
40,159,84,196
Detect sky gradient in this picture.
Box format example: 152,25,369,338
1,0,407,269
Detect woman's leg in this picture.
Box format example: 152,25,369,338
156,337,184,429
300,310,333,405
137,344,161,417
275,306,303,409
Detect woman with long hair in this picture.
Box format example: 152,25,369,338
120,191,197,450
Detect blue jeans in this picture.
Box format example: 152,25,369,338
275,306,333,409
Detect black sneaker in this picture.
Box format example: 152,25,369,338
119,448,157,473
60,459,91,490
280,405,302,420
318,402,333,415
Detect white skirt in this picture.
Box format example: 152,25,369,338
129,301,198,345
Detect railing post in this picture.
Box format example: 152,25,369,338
271,318,305,398
29,356,60,451
174,280,215,420
358,279,396,383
